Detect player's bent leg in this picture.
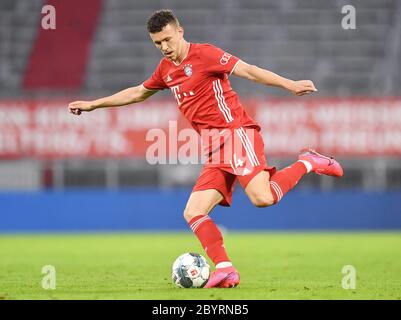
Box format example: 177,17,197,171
244,170,275,208
244,160,309,206
183,189,240,288
183,189,223,222
235,127,309,206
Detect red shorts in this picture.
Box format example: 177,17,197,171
192,127,276,206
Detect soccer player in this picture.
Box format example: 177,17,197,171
68,10,343,288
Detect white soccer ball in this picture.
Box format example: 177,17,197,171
172,252,210,288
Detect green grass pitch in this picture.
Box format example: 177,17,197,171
0,232,400,300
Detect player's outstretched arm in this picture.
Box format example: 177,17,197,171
68,85,157,115
232,60,317,96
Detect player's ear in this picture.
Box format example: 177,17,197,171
177,25,184,37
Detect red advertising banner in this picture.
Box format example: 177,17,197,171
255,98,401,157
1,98,401,159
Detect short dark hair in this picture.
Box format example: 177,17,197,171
147,9,179,33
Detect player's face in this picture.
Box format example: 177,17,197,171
149,23,184,61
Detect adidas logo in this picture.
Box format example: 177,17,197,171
166,75,172,82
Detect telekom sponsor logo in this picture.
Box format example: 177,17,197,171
170,85,194,106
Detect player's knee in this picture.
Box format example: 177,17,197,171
183,208,207,223
251,194,275,208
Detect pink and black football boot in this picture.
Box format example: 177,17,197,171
298,148,343,177
204,266,240,288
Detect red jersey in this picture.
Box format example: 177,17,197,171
142,43,260,134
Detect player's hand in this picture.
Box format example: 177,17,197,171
68,101,96,115
288,80,317,96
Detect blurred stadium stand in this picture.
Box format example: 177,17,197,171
86,0,401,97
0,0,401,195
1,0,400,96
0,0,43,94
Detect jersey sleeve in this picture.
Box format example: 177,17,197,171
202,44,240,76
142,61,168,91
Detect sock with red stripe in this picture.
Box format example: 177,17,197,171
269,161,308,203
188,215,231,267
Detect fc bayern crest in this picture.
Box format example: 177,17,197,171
184,65,192,77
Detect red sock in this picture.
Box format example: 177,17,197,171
188,215,230,266
269,161,307,203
